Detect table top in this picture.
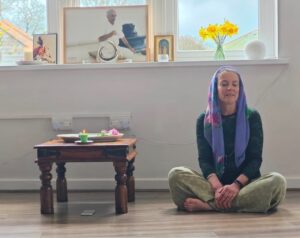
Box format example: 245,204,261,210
34,138,137,149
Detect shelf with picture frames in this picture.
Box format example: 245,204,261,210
0,58,289,72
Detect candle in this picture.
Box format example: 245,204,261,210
24,49,33,61
79,129,89,143
157,54,169,62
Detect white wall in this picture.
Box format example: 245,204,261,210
0,0,299,190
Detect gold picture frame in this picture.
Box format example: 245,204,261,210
154,35,174,62
63,5,149,64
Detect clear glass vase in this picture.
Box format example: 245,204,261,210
214,43,225,60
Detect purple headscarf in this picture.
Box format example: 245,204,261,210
204,66,250,177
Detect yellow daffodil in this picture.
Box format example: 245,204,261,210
199,27,209,40
198,20,239,60
0,31,3,47
199,20,239,44
207,24,218,37
0,23,7,46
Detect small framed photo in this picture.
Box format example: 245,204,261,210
33,33,57,64
154,35,174,62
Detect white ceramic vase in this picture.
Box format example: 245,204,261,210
245,40,266,60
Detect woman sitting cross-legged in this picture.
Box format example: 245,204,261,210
168,66,287,213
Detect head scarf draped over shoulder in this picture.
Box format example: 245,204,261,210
204,66,250,177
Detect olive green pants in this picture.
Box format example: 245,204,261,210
168,166,287,213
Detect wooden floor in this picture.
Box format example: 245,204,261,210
0,190,299,238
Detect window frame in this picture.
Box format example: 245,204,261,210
156,0,278,61
46,0,278,63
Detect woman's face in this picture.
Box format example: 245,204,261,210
217,71,240,106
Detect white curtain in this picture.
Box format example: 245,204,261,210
47,0,80,63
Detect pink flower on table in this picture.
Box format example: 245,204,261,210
109,128,120,135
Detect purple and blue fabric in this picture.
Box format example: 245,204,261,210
204,66,250,177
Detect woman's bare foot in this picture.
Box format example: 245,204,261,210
183,198,212,212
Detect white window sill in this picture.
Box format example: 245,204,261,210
0,58,289,71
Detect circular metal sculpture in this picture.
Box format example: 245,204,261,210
97,41,118,63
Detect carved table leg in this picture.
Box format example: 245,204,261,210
38,161,54,214
113,161,128,214
56,162,68,202
126,158,135,202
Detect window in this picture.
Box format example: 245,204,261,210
164,0,278,60
0,0,278,65
0,0,47,65
178,0,258,51
80,0,146,7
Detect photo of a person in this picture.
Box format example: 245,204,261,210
154,35,174,62
33,34,57,64
159,39,169,55
64,6,148,64
98,9,135,58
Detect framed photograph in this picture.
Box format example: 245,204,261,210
154,35,174,62
63,6,149,64
33,33,57,64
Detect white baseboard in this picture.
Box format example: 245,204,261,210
285,177,300,189
0,178,169,191
0,177,299,191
